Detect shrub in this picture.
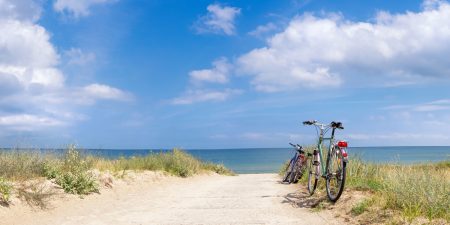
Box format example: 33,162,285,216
45,147,98,195
56,171,98,195
0,177,12,204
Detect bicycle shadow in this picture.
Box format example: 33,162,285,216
281,189,328,208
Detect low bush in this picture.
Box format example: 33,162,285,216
43,146,98,195
0,177,12,204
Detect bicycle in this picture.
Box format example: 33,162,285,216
303,120,349,202
283,143,308,184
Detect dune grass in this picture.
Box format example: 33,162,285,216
92,149,234,177
280,153,450,222
0,147,233,200
346,158,449,221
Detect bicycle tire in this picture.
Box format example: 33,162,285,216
307,157,318,195
291,155,307,183
283,159,294,183
325,147,346,202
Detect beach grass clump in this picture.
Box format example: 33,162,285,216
0,177,12,204
379,163,449,221
278,156,450,222
94,149,234,177
0,151,48,181
0,147,233,198
351,198,373,215
43,146,98,195
202,163,235,175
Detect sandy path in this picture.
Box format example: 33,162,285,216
1,173,343,225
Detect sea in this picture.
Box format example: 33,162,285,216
2,146,449,174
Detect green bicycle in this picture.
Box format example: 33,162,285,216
303,120,349,202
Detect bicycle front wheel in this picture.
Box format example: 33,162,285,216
325,147,346,202
307,156,317,195
283,159,294,183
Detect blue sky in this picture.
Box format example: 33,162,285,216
1,0,450,149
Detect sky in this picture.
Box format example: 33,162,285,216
1,0,450,149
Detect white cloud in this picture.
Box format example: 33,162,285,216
0,114,65,131
0,0,41,22
172,89,242,105
0,0,130,131
54,0,115,18
64,48,96,65
384,99,450,112
189,57,231,84
194,3,241,35
80,83,132,104
237,0,450,92
348,133,450,141
248,22,278,37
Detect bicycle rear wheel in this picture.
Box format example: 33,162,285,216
325,147,346,202
307,156,317,195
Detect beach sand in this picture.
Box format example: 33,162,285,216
0,173,344,225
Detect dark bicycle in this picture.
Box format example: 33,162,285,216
283,143,308,184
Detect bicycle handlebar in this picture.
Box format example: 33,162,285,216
331,121,344,129
289,143,303,152
302,120,316,125
303,120,344,129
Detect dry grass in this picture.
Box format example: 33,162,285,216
0,147,234,200
279,153,450,223
92,149,234,177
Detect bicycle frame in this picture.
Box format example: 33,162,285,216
313,123,337,177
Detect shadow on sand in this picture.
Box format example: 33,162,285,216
281,188,329,208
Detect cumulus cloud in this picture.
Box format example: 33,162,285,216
172,89,242,105
237,0,450,92
194,3,241,35
0,0,130,131
189,58,232,84
54,0,115,18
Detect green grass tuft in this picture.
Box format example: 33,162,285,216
351,198,373,215
0,177,12,204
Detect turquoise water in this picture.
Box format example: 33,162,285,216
1,146,449,173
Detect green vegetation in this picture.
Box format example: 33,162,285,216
346,158,449,221
43,147,99,195
280,154,450,222
0,147,234,201
93,149,234,177
351,198,373,215
0,177,12,204
0,151,48,180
